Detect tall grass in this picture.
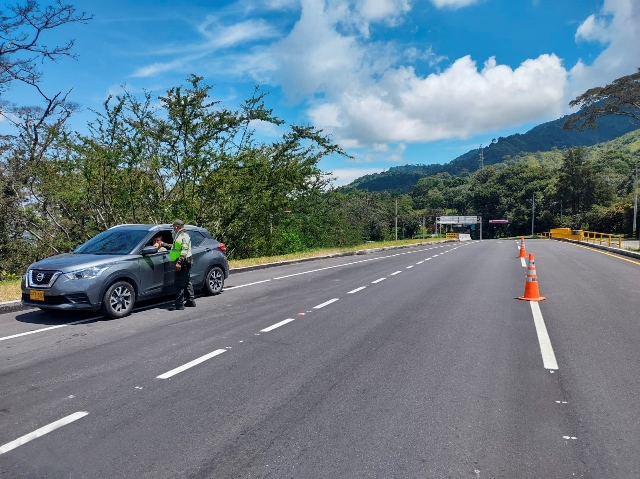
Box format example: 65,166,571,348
0,281,21,302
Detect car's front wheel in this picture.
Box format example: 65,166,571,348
101,281,135,318
204,265,224,295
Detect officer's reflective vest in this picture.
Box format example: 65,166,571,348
170,230,191,262
169,241,182,262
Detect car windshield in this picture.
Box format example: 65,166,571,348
74,229,149,255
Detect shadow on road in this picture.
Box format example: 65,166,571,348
11,293,204,326
14,309,100,326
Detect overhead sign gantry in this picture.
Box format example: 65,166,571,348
436,215,482,240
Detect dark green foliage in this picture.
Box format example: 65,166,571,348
0,76,355,272
563,68,640,131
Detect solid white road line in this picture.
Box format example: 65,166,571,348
347,287,367,294
313,298,339,309
521,257,527,267
273,258,378,279
0,318,95,342
530,302,559,370
157,349,227,379
0,411,89,455
371,278,386,284
224,279,271,290
261,318,297,332
272,246,438,280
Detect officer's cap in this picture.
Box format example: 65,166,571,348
172,219,184,227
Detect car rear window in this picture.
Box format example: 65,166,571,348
75,229,149,254
188,231,206,247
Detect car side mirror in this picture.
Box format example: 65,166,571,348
141,245,158,256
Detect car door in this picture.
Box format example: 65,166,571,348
186,230,208,285
138,231,174,297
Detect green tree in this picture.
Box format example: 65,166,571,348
563,68,640,131
557,148,595,216
0,1,92,273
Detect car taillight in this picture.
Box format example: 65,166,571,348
217,243,226,253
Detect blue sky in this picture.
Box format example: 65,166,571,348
5,0,640,186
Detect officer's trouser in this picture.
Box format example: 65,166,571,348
174,259,194,307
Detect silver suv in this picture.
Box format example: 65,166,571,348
21,224,229,318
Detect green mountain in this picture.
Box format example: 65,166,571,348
343,113,640,194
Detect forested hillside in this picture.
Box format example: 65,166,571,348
346,114,640,193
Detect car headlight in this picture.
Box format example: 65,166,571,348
63,265,110,280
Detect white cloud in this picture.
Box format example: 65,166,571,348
575,14,610,43
429,0,479,9
308,54,566,145
354,0,411,36
132,59,185,78
270,0,373,101
357,0,410,21
196,18,279,49
327,167,385,186
131,17,279,77
405,46,449,67
569,0,640,102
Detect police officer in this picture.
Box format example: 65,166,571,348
167,220,196,310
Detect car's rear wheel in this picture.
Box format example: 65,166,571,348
101,281,134,318
204,265,224,295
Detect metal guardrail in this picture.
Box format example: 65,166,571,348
581,230,623,248
543,228,623,247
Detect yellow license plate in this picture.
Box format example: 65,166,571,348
29,290,45,301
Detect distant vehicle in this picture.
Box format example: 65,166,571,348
21,224,229,318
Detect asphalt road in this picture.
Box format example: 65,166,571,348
1,239,639,478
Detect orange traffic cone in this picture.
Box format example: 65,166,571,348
518,236,527,258
518,253,545,301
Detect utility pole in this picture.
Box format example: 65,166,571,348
479,144,484,170
531,192,535,237
634,156,638,239
395,198,398,241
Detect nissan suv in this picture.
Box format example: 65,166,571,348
21,224,229,318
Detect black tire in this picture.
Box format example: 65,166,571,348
204,265,224,295
100,281,135,319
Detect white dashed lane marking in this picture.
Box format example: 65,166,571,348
0,318,95,342
260,318,297,333
347,287,366,294
0,412,89,455
313,298,339,309
157,349,227,379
